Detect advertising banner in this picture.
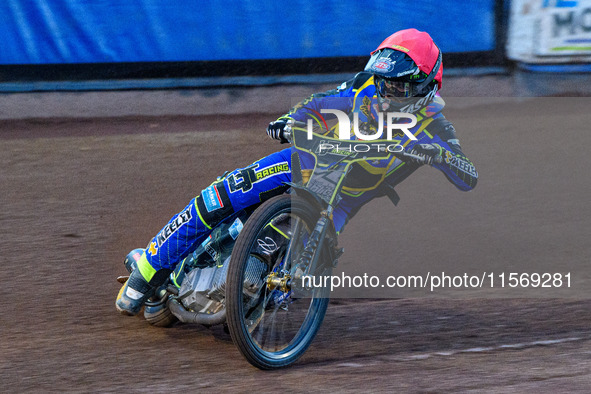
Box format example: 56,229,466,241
508,0,591,63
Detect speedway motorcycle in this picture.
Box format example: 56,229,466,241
117,120,434,369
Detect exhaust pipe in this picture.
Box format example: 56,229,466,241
167,298,226,327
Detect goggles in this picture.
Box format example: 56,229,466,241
374,76,420,100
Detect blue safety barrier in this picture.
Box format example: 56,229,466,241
0,0,496,65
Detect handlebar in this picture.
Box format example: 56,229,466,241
281,120,307,144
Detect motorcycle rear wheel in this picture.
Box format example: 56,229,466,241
226,194,332,369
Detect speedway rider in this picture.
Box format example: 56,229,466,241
116,28,478,315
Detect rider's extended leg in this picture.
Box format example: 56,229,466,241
116,253,171,316
116,148,292,315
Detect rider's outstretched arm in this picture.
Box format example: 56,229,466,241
411,117,478,192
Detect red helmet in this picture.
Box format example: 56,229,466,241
365,29,442,112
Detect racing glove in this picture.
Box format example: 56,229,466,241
409,143,443,166
266,119,289,144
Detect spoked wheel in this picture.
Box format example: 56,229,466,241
226,194,332,369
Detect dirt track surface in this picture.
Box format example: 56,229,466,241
1,99,591,392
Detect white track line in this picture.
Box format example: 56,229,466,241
401,337,586,361
335,336,589,367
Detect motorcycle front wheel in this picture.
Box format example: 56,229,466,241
226,194,332,369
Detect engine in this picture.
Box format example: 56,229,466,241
178,257,230,315
175,213,268,315
178,254,269,315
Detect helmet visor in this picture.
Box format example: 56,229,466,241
375,76,418,100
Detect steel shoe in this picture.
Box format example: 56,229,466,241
116,267,155,316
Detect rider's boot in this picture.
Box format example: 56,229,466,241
116,252,171,316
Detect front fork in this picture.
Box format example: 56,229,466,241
293,205,333,280
266,205,342,292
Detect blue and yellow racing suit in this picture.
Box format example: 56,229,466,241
142,72,478,273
